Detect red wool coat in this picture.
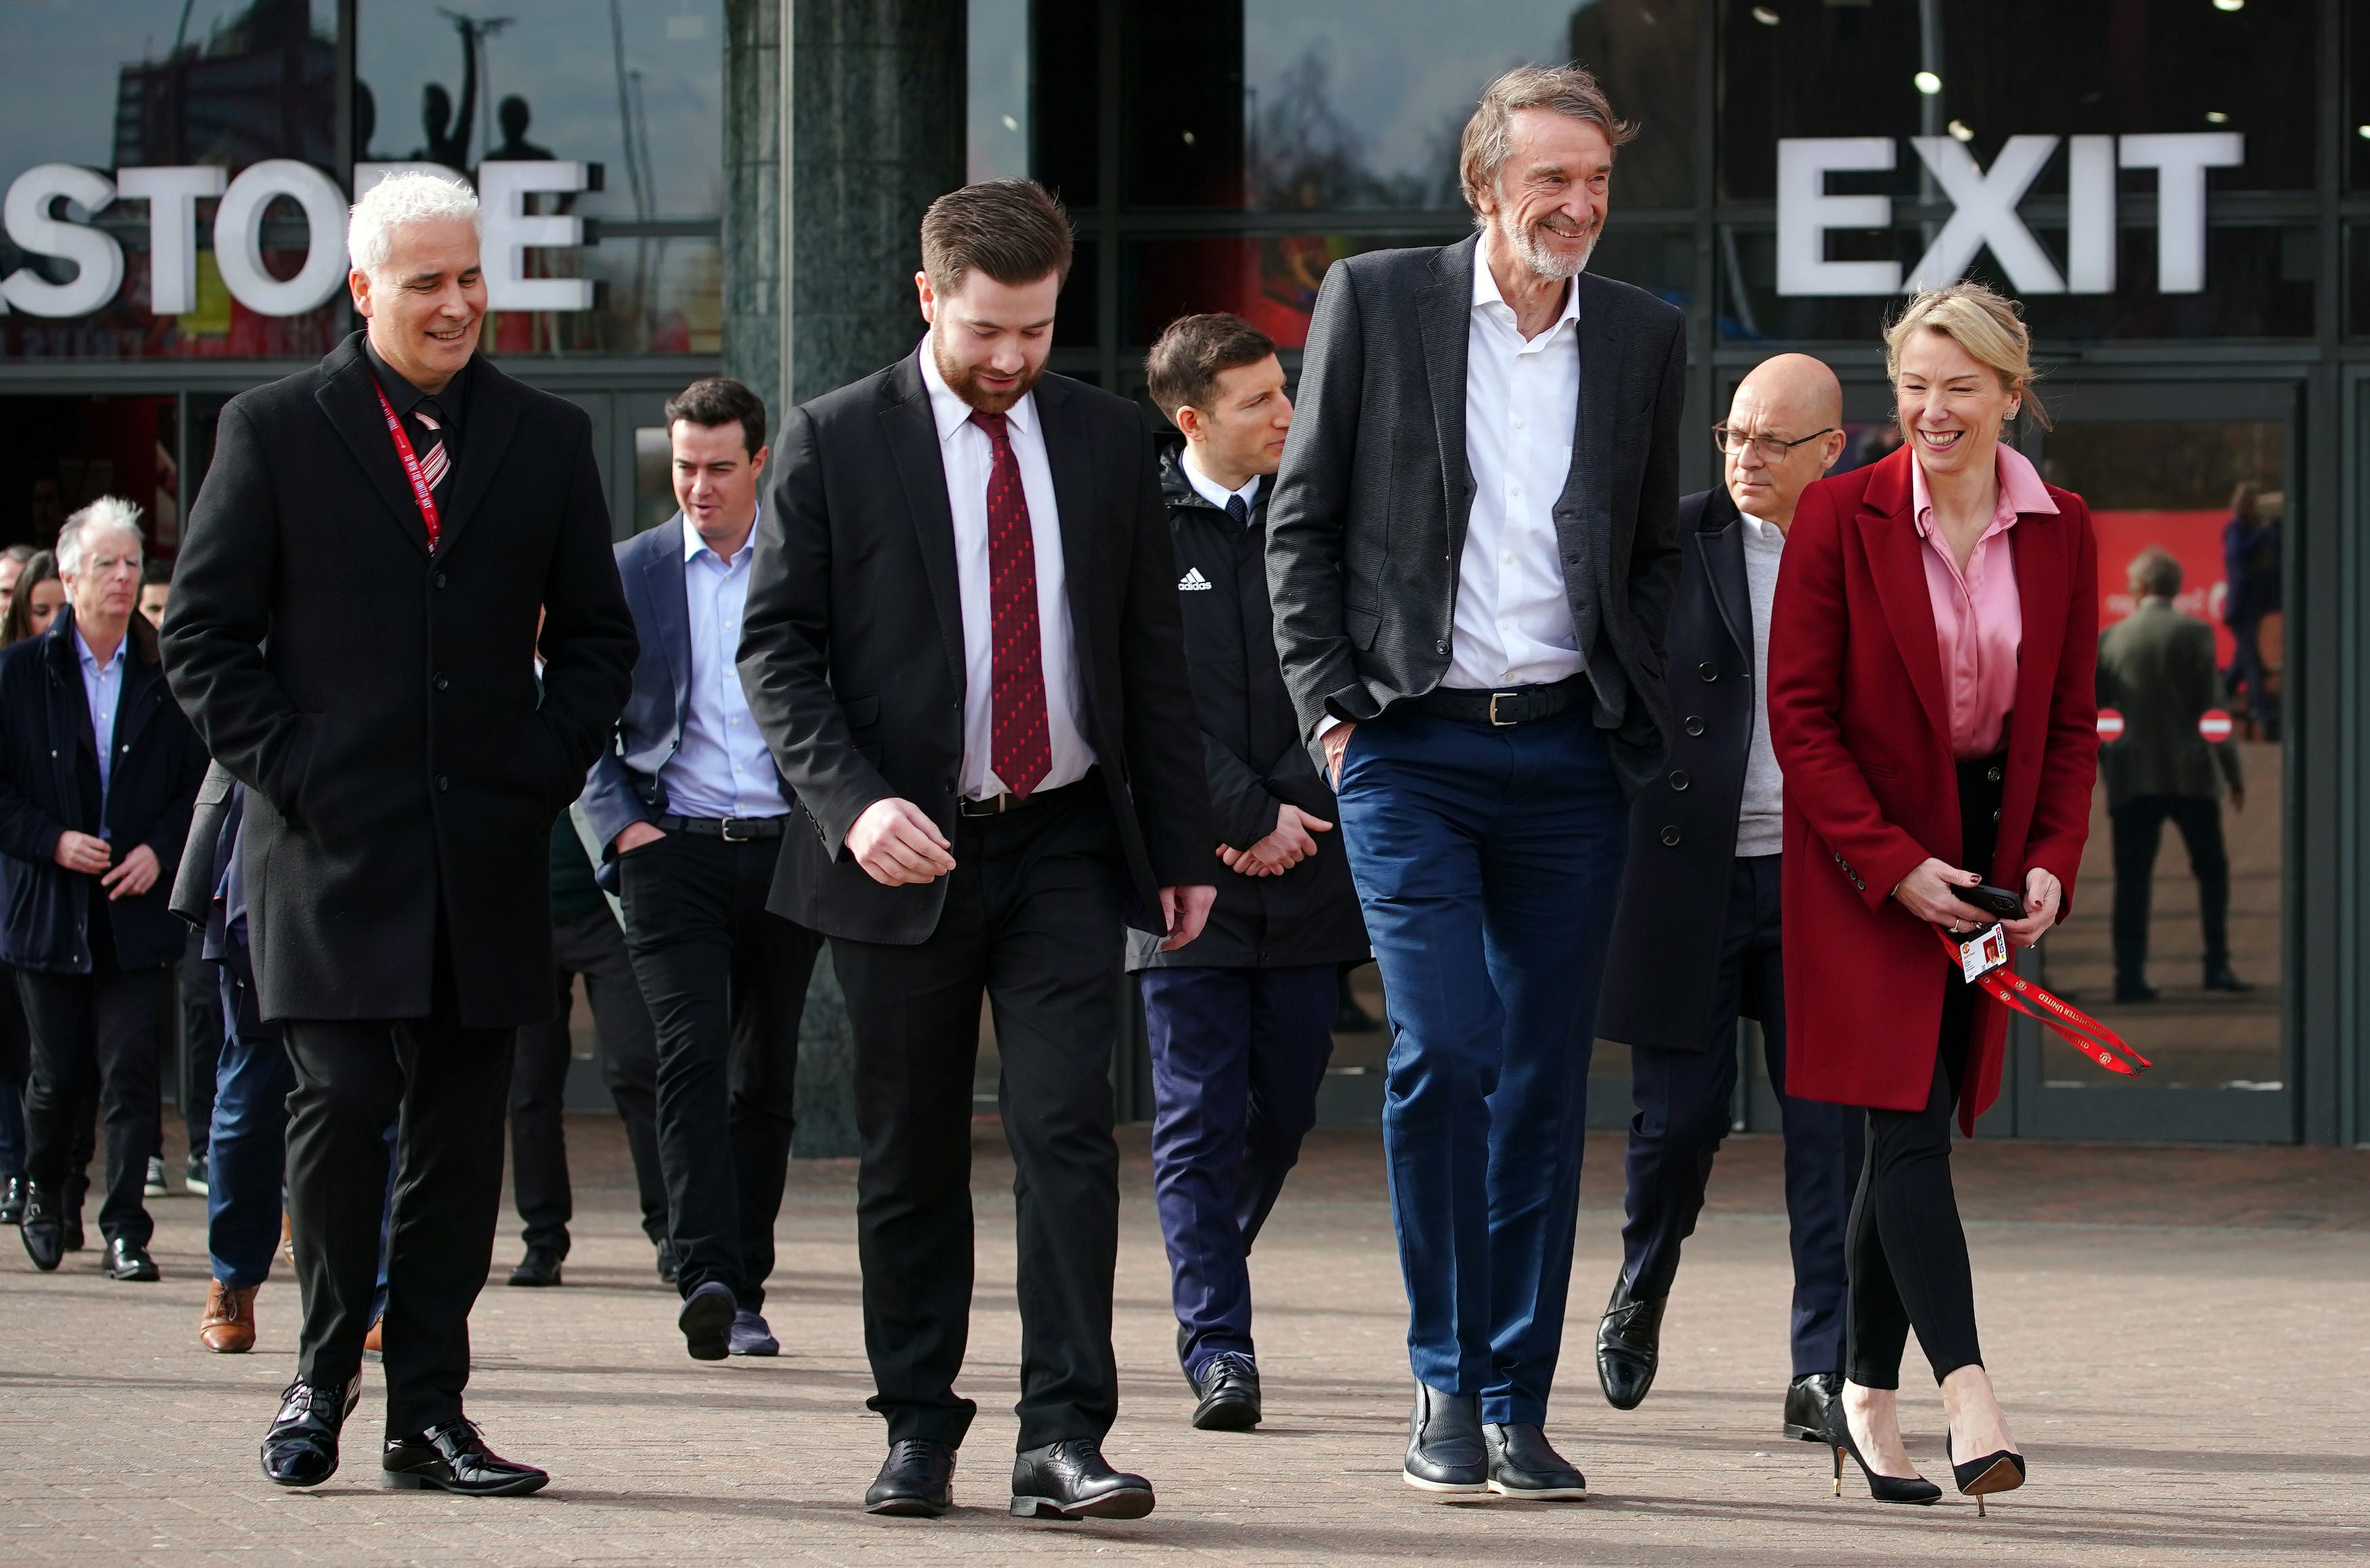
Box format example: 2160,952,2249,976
1767,447,2099,1133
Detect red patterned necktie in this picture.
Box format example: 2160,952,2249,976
969,410,1051,798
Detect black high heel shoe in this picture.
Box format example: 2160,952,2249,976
1822,1397,1942,1505
1945,1435,2027,1517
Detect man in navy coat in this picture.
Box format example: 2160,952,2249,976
1593,354,1861,1445
580,377,820,1364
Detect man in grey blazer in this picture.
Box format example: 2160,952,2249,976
1266,64,1685,1501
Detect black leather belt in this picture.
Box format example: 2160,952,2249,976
955,774,1092,819
655,814,786,842
1409,676,1588,728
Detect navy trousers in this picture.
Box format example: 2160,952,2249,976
207,942,293,1289
1618,854,1859,1378
1140,963,1335,1380
1335,707,1628,1426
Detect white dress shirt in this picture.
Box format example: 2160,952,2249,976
919,347,1095,798
1448,257,1587,691
1181,448,1261,516
658,517,791,820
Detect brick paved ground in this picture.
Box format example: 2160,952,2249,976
3,1119,2367,1567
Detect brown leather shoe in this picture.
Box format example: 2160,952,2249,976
364,1317,384,1357
200,1280,258,1353
280,1211,295,1266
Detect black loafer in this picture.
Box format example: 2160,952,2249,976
1010,1439,1155,1519
1595,1282,1666,1411
261,1376,362,1487
1483,1422,1587,1500
677,1279,735,1361
382,1420,548,1496
1403,1382,1488,1496
1190,1352,1262,1431
655,1238,678,1285
1784,1372,1843,1442
18,1192,62,1271
507,1248,563,1288
864,1437,956,1517
103,1237,160,1282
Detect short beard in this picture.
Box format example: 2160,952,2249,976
1498,211,1598,284
931,330,1043,415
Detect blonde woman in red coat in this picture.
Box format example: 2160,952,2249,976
1767,282,2098,1512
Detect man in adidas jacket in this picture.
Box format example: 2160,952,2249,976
1130,314,1368,1435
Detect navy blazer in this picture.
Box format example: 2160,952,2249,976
0,607,208,974
580,513,795,890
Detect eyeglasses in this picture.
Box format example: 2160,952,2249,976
1712,425,1836,462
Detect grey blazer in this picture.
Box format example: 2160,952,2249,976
1264,234,1687,792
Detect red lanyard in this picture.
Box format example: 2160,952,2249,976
1932,927,2153,1076
372,380,442,548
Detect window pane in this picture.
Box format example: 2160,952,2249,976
0,1,344,361
0,393,178,552
1121,1,1694,213
969,0,1031,183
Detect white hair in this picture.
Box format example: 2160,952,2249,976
58,496,146,578
348,171,481,276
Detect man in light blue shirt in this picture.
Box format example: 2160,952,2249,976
581,378,821,1364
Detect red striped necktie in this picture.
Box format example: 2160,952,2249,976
969,410,1051,798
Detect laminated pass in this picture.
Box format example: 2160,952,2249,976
1934,926,2151,1077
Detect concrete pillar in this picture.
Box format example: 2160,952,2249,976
720,0,965,1158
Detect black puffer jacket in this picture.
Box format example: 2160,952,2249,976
1127,441,1367,972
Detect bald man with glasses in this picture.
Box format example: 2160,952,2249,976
1592,353,1863,1447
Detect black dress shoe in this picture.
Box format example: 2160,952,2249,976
2113,979,2158,1003
18,1193,62,1271
1595,1282,1666,1411
677,1278,734,1361
62,1211,85,1252
382,1420,548,1496
0,1174,24,1225
103,1236,160,1281
1784,1372,1843,1442
1010,1439,1155,1519
261,1376,362,1487
507,1248,563,1287
654,1238,678,1285
2204,964,2254,993
1403,1382,1488,1496
864,1438,956,1517
1483,1422,1587,1500
1190,1352,1262,1431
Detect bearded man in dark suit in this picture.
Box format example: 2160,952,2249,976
162,171,635,1496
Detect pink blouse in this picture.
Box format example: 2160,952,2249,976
1910,442,2057,758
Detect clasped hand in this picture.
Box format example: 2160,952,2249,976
1892,858,2062,949
54,831,159,900
1218,802,1333,878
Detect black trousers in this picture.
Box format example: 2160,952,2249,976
1619,854,1861,1378
1843,756,1999,1390
20,963,169,1248
283,1007,515,1437
177,932,223,1155
830,780,1127,1452
509,900,667,1255
2110,794,2231,981
619,829,817,1313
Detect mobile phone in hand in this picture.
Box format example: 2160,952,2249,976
1962,883,2027,921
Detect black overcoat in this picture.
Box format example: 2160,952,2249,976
739,351,1215,946
1596,487,1761,1053
161,332,637,1027
0,609,207,974
1125,443,1366,972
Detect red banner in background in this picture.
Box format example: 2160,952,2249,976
2091,508,2233,666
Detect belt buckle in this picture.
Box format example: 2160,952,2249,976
720,817,753,843
1488,691,1520,727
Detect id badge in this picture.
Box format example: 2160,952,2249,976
1958,923,2010,983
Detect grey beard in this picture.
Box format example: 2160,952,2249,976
1505,215,1597,282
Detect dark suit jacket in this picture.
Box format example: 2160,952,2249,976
1126,443,1367,972
169,759,237,930
1598,487,1761,1053
739,351,1215,945
578,513,798,891
2096,599,2241,806
0,609,207,974
161,331,637,1027
1265,234,1688,791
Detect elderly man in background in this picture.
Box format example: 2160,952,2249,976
164,172,634,1495
0,498,206,1283
1267,64,1685,1501
1593,355,1861,1446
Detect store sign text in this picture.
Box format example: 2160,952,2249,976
0,161,594,319
1776,133,2243,297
